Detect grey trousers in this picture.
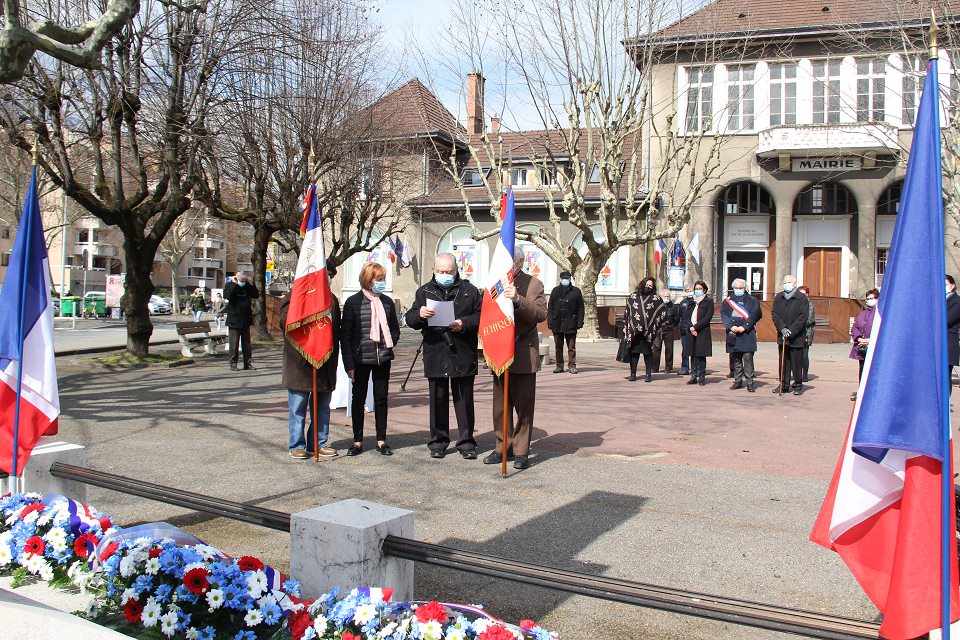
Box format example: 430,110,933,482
731,351,755,384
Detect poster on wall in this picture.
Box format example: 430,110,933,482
521,246,543,279
451,244,476,282
105,275,124,307
667,266,685,290
597,263,613,287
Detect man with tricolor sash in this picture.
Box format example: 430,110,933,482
720,278,762,392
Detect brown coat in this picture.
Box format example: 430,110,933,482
508,271,548,374
279,293,340,393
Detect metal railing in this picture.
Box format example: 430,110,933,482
49,462,880,640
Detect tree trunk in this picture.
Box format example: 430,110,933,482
170,260,181,313
575,258,604,340
121,236,156,357
251,225,273,340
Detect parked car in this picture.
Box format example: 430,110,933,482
148,295,172,315
51,298,60,314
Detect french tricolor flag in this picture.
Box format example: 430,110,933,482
811,57,959,639
479,190,516,375
0,166,60,476
284,184,334,368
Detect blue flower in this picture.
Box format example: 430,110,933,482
197,627,216,640
174,584,199,604
154,583,172,603
260,600,282,625
282,578,301,597
176,611,192,631
222,585,243,609
234,631,256,640
133,574,153,593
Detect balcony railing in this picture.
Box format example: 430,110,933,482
192,258,223,269
72,243,118,258
756,123,900,157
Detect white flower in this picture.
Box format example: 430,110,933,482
36,513,51,527
244,608,263,627
421,620,443,640
144,557,160,575
205,588,224,610
312,615,329,634
121,588,137,605
85,598,100,617
0,544,12,567
377,622,398,638
24,554,44,575
471,619,493,634
0,531,12,546
118,555,138,578
444,630,467,640
44,527,67,549
193,544,220,560
245,570,267,598
185,628,199,640
301,629,318,640
38,561,53,581
159,611,178,637
353,603,377,625
22,510,39,524
256,593,277,608
141,599,161,628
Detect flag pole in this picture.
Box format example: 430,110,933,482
313,369,320,462
931,13,953,640
501,370,509,478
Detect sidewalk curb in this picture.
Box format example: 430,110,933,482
54,338,181,357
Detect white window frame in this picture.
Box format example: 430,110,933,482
856,57,886,122
726,64,755,131
509,168,529,188
811,59,842,124
769,62,798,126
685,65,714,132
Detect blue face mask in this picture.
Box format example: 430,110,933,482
435,273,455,287
783,283,795,293
560,279,570,287
733,288,745,297
694,290,705,299
237,281,246,287
372,280,387,294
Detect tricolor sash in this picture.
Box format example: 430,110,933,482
725,296,751,320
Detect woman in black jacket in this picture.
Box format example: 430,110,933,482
340,262,401,456
687,280,714,386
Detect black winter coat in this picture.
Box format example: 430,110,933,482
948,292,960,366
222,281,260,328
280,293,340,393
547,284,585,334
405,276,482,378
772,291,810,348
677,297,695,335
340,292,401,371
688,296,714,357
720,294,762,353
661,301,678,333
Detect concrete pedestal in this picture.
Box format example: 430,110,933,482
290,499,414,601
13,440,86,500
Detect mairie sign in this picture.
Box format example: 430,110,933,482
792,157,861,172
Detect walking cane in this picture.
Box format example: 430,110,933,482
400,339,424,391
779,336,787,397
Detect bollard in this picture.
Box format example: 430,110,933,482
18,441,87,500
290,499,414,601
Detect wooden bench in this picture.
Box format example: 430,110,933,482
175,321,227,358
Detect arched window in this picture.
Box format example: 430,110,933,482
794,183,856,216
516,224,557,285
343,231,395,293
718,182,774,215
571,225,631,294
437,226,487,284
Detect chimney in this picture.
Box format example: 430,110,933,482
490,116,500,134
466,72,485,135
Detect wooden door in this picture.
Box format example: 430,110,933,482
803,247,842,297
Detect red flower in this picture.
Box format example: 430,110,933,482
98,542,119,562
24,535,45,556
148,548,162,558
519,620,537,630
73,533,98,558
123,598,144,623
183,567,211,594
343,633,359,640
479,625,516,640
415,600,448,624
19,503,44,520
288,609,312,640
237,555,264,572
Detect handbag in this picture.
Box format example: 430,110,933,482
616,336,631,363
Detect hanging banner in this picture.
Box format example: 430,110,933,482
667,266,686,290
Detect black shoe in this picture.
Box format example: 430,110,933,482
377,443,393,456
346,444,363,456
243,364,256,370
569,367,578,374
460,449,478,460
628,375,637,381
803,375,809,382
230,364,238,371
698,380,706,386
772,387,788,394
747,384,756,393
482,452,502,465
686,377,698,385
513,456,530,470
430,450,445,459
793,387,803,396
730,382,743,390
553,366,563,373
644,375,652,383
678,369,689,376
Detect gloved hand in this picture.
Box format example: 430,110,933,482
780,328,791,338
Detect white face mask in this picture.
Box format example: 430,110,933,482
783,283,795,293
866,299,877,308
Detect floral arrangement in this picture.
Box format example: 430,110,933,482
0,491,113,592
0,492,557,640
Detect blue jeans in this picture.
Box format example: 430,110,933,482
288,390,332,451
193,310,203,322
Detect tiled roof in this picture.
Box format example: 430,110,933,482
358,78,464,140
645,0,960,41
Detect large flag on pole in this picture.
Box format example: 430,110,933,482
0,166,60,476
284,184,335,368
810,53,959,640
479,189,516,375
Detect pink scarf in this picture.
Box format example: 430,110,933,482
362,288,394,348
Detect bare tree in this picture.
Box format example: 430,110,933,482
200,0,409,338
156,206,205,312
418,0,728,338
0,0,137,83
0,0,255,355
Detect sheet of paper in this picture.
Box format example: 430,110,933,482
426,299,456,327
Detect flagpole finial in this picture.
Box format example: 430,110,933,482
930,10,940,60
308,143,316,184
32,136,39,167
